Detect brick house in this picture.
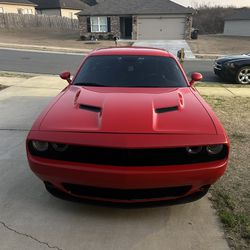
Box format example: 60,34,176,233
77,0,193,40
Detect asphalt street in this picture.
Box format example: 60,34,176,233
0,48,220,82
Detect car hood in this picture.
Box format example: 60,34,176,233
217,54,250,64
39,86,216,135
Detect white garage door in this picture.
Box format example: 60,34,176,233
224,20,250,37
137,17,185,40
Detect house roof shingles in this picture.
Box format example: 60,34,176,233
78,0,193,16
0,0,35,5
29,0,88,10
225,8,250,21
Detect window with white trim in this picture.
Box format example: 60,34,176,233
90,17,108,32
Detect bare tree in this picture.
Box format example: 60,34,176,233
192,5,241,34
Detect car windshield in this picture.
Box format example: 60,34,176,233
73,55,187,88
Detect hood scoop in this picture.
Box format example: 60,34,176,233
155,106,179,114
155,92,183,114
79,104,102,113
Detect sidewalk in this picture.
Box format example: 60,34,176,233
196,85,250,97
0,75,67,101
1,74,250,97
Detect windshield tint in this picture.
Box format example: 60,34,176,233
74,55,187,88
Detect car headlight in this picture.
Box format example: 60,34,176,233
206,145,224,155
225,62,235,68
31,141,49,152
51,143,68,152
186,146,203,155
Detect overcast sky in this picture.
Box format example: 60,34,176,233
172,0,250,8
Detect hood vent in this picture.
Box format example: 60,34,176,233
155,106,178,114
79,104,101,113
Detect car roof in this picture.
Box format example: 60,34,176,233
89,47,174,57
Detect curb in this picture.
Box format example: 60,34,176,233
0,42,91,54
0,71,43,77
195,54,224,60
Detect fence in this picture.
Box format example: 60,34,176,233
0,13,79,31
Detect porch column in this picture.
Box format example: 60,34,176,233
111,16,121,37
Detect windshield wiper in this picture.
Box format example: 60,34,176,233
74,82,107,87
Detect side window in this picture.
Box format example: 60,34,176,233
0,7,4,13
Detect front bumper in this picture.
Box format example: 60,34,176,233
214,63,237,80
28,154,227,203
27,131,229,204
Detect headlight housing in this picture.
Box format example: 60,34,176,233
186,144,225,156
225,62,235,68
31,141,49,152
51,143,68,152
30,141,69,153
186,146,202,154
206,145,224,155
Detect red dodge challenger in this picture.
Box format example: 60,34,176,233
26,47,230,205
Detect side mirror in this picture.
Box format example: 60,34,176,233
190,72,203,86
60,71,72,84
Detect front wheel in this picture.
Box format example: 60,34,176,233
236,66,250,84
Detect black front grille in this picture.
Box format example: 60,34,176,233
29,143,228,166
62,183,192,200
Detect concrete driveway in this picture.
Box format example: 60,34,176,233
133,40,195,59
0,76,229,250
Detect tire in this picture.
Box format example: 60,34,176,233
236,66,250,84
